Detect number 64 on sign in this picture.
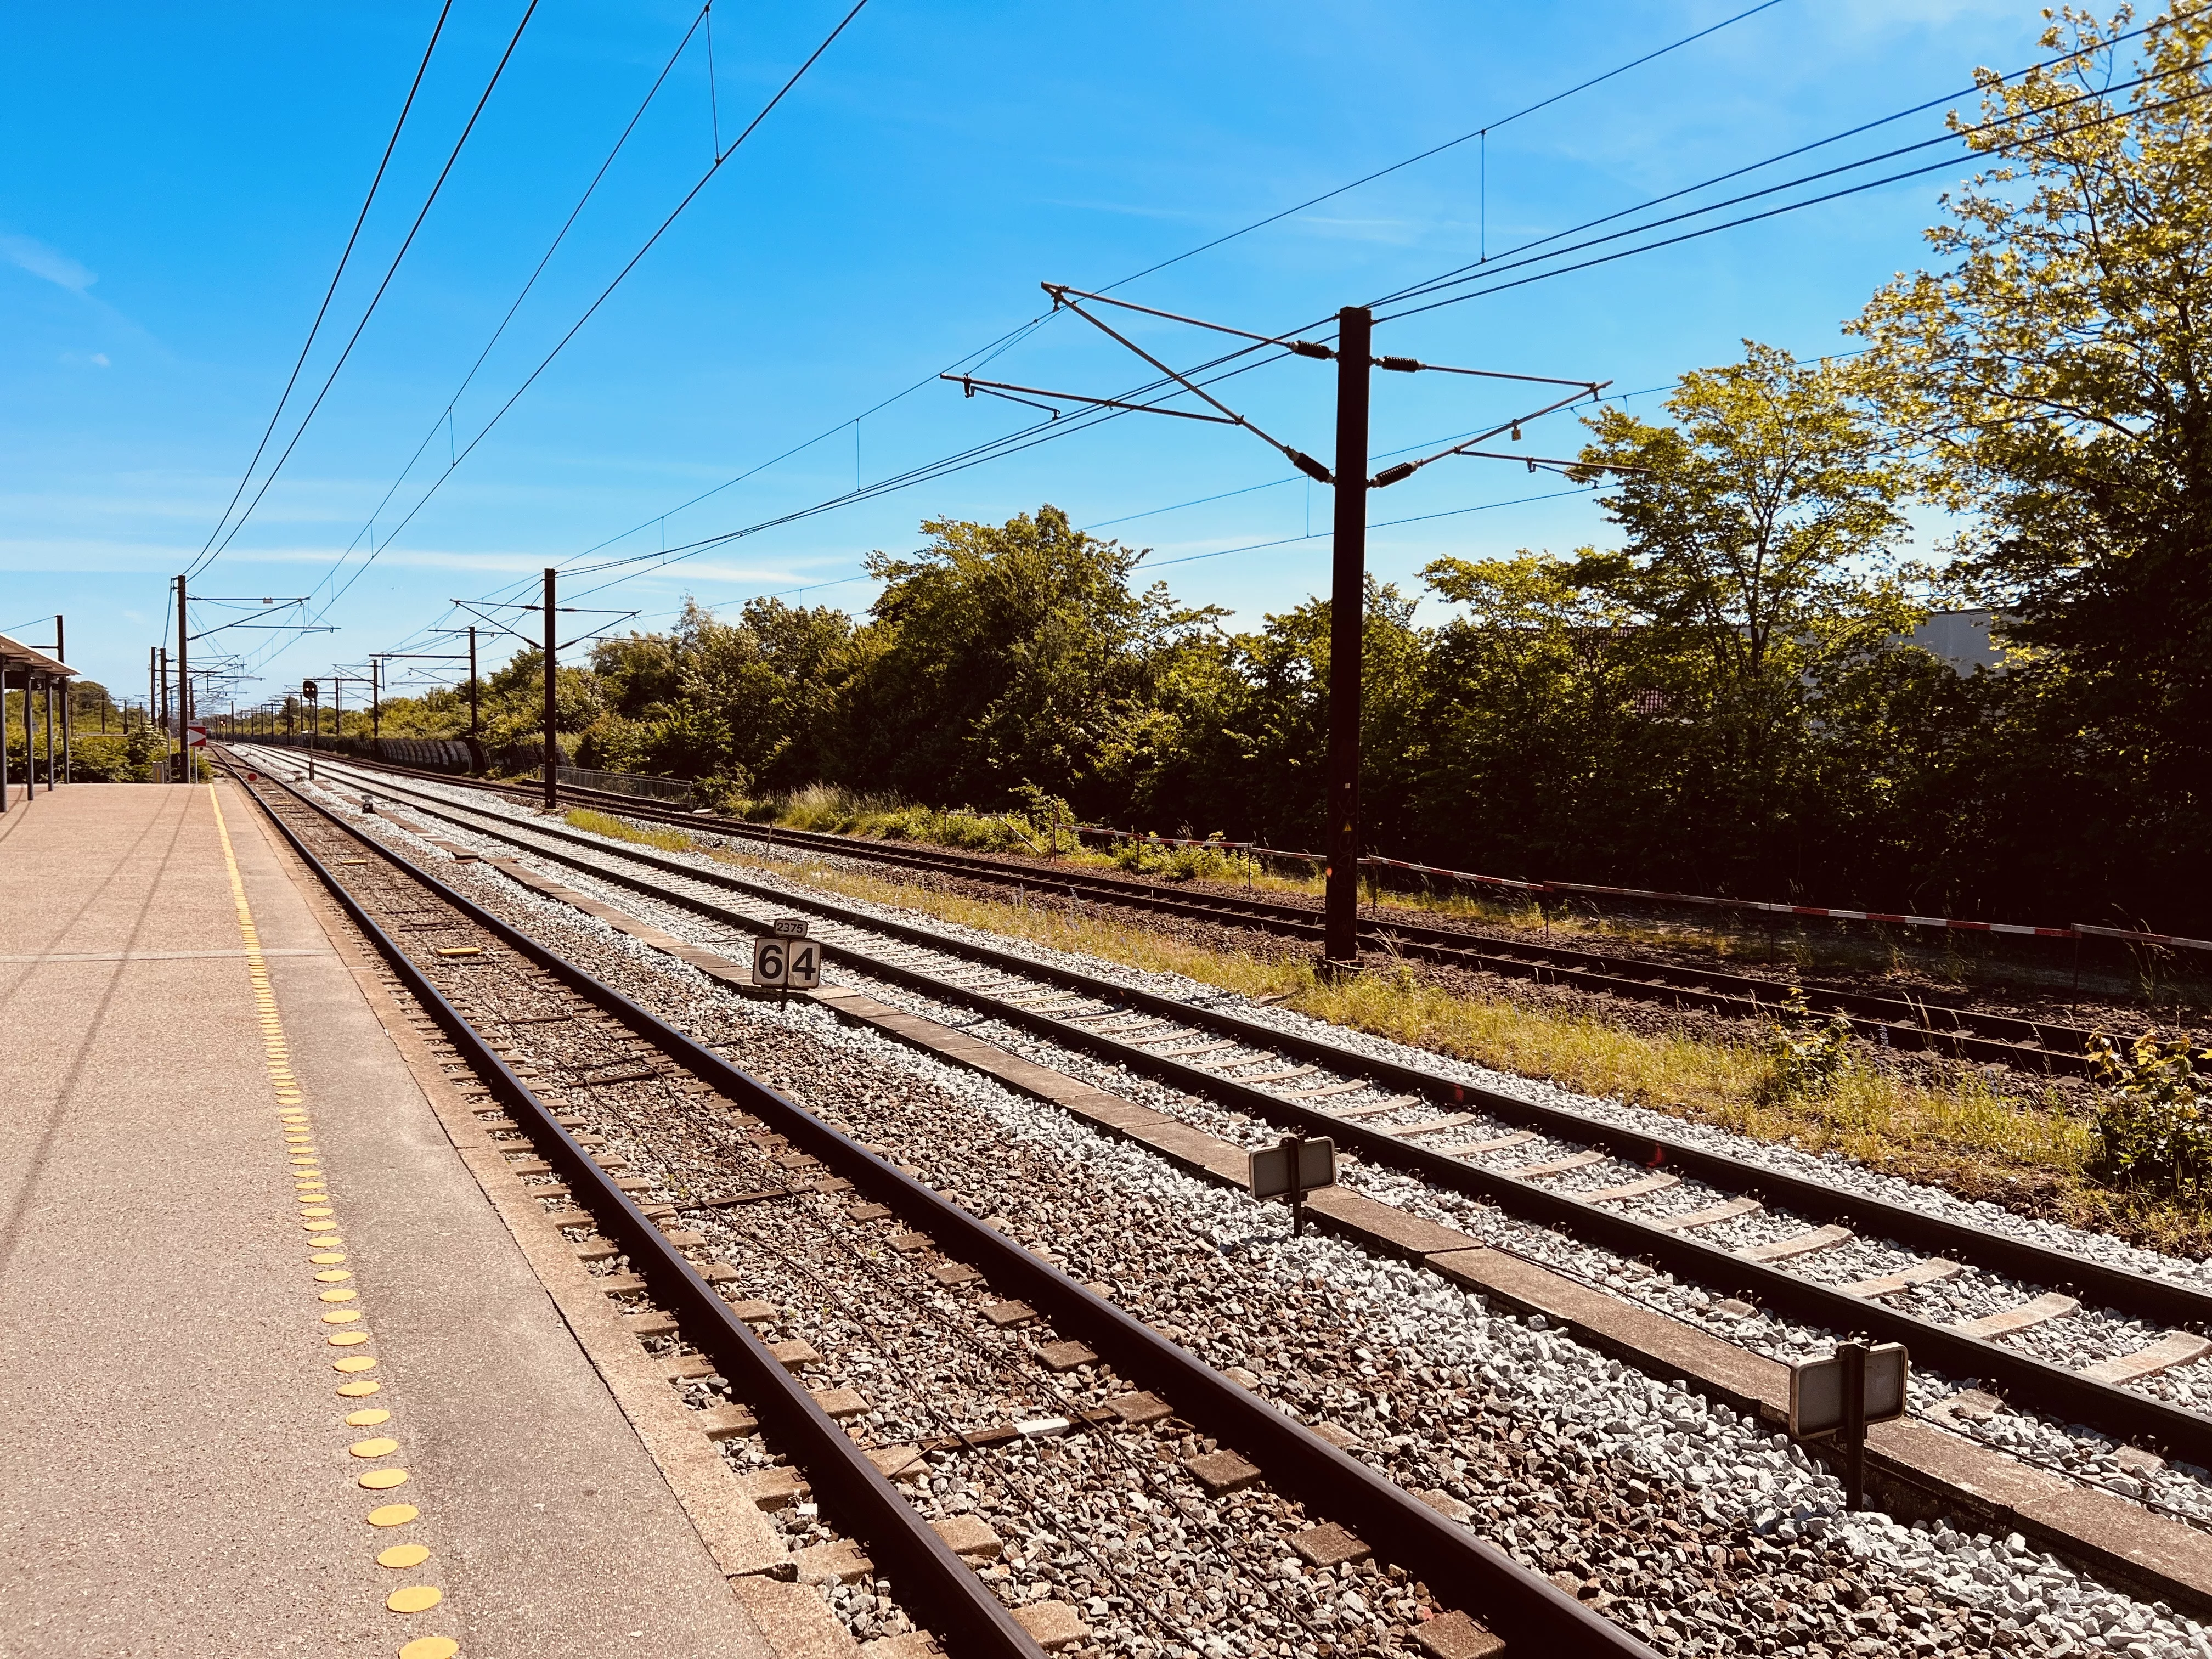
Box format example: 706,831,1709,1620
752,934,821,990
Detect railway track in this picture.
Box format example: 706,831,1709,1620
232,756,1652,1659
262,746,2101,1075
244,748,2212,1512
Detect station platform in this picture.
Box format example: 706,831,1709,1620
0,782,776,1657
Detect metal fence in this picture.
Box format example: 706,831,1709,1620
528,764,696,806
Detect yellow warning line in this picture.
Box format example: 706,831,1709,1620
209,782,461,1659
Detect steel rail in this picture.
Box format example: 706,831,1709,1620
246,743,2096,1073
229,766,1051,1659
246,752,2212,1470
255,755,2206,1315
231,757,1657,1658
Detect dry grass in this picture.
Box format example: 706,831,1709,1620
681,841,2212,1256
565,807,699,854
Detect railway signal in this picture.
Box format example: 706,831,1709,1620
947,286,1640,967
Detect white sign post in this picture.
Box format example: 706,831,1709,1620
752,920,822,999
1248,1132,1336,1236
1788,1341,1908,1510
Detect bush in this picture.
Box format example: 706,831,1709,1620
2088,1030,2212,1195
1759,987,1857,1102
1109,832,1242,882
36,731,154,782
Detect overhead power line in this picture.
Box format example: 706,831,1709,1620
313,4,2175,689
194,0,545,580
558,42,2203,614
430,0,1792,618
187,0,457,580
1100,0,1792,295
294,5,714,631
268,0,879,661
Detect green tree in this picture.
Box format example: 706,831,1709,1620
846,506,1220,810
1407,343,1922,889
1854,4,2212,918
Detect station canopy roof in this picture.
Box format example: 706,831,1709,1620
0,631,76,678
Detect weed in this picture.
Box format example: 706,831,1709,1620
1759,987,1858,1103
2087,1029,2212,1196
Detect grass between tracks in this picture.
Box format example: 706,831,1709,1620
568,806,2205,1258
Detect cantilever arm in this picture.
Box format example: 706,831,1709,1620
1367,386,1616,488
944,375,1236,425
1040,292,1334,482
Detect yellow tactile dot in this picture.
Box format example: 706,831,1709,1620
357,1468,409,1491
301,1206,335,1218
337,1380,382,1398
303,1220,340,1232
349,1437,400,1458
322,1310,363,1324
328,1330,370,1346
386,1585,442,1614
333,1356,377,1374
376,1543,431,1570
346,1408,391,1427
319,1289,358,1304
311,1252,347,1265
398,1636,459,1659
315,1269,353,1282
366,1503,418,1527
309,1234,343,1247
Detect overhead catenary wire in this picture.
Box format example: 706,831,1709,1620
1376,75,2212,323
1361,3,2209,320
276,0,879,654
1368,50,2211,320
390,0,1797,636
314,6,2184,690
1095,0,1794,295
186,0,458,580
484,12,2197,626
196,0,545,580
297,5,715,627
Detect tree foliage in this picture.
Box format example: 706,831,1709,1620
1855,3,2212,913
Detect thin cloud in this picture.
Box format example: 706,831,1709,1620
1,233,97,292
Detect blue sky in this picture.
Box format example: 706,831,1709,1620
2,0,2049,706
